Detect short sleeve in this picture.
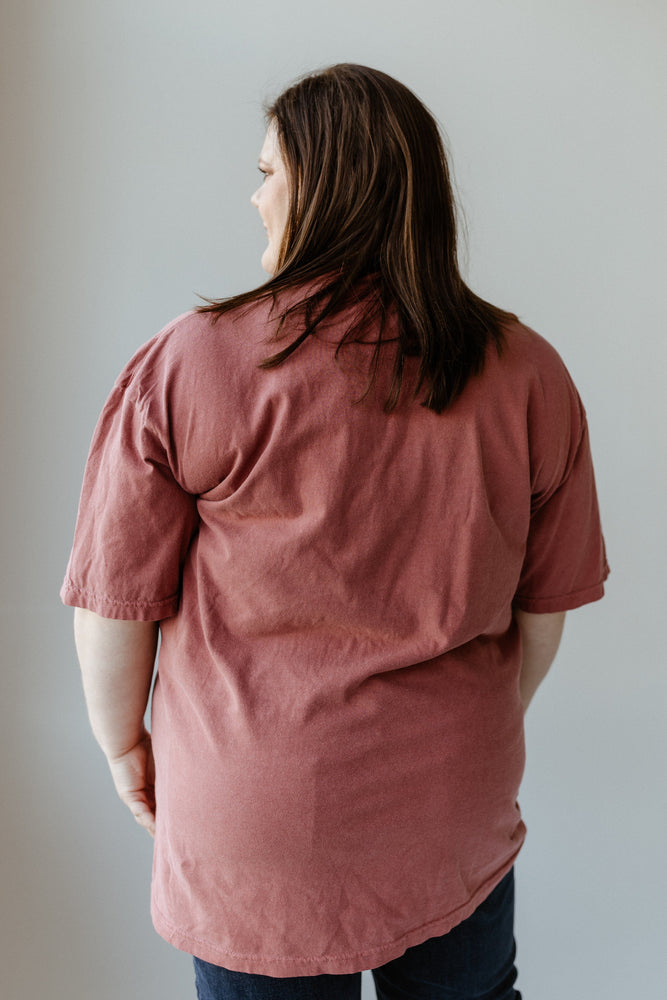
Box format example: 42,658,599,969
61,360,199,621
513,367,609,614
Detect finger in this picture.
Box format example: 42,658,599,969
130,802,156,838
121,792,156,837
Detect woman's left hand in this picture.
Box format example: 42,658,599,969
106,728,156,838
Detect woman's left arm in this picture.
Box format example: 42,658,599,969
74,607,159,837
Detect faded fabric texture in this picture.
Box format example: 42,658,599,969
61,294,608,976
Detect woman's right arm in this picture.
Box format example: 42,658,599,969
514,609,566,712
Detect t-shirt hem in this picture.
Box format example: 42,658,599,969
60,579,179,621
513,570,609,614
150,855,519,977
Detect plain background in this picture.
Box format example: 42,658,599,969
1,1,665,997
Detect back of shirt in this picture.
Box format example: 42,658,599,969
61,296,608,976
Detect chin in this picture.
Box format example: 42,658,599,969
261,249,277,276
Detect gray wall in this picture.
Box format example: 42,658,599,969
1,1,665,997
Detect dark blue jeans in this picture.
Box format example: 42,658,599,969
193,868,521,999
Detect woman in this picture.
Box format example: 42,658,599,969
62,64,608,999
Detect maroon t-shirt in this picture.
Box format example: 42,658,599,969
62,296,608,976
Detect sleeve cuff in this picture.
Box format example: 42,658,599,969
60,579,179,621
512,574,608,614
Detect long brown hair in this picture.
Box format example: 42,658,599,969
197,64,516,412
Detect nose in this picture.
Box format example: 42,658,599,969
251,187,261,208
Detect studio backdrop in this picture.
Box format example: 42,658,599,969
1,1,665,998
